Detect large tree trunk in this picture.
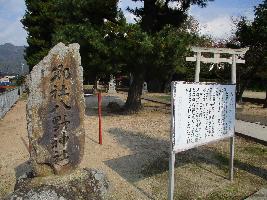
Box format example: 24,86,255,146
236,81,249,102
163,72,174,93
124,72,144,113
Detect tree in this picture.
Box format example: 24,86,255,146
123,0,213,112
148,25,192,92
129,0,212,32
22,0,119,76
21,0,56,70
232,0,267,107
105,24,153,111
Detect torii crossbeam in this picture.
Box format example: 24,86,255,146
186,46,249,82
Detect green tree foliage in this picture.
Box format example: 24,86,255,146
105,21,202,111
121,0,213,112
129,0,213,32
232,0,267,106
22,0,119,75
148,25,192,92
21,0,56,70
22,0,213,112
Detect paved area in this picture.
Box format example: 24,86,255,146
236,120,267,142
245,188,267,200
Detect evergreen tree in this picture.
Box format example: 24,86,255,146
233,0,267,107
22,0,119,74
21,0,56,70
124,0,213,112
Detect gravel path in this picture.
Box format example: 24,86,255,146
0,95,170,199
0,94,266,200
243,91,265,100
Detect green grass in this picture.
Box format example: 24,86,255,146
83,85,94,90
137,137,267,200
243,146,267,156
151,94,171,102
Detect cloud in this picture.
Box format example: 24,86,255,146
0,0,27,46
0,0,26,21
118,0,142,23
0,18,27,46
124,12,137,23
118,0,142,10
189,0,261,40
199,15,236,40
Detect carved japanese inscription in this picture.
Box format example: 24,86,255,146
27,43,85,175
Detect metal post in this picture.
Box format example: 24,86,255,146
168,82,176,200
229,137,234,181
98,93,102,145
168,151,175,200
229,54,236,181
195,52,201,82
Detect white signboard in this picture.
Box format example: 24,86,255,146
171,82,236,153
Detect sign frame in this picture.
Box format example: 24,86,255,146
171,82,236,153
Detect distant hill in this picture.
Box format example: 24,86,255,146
0,43,29,76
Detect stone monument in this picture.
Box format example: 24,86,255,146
142,81,148,94
5,43,109,200
27,42,85,176
108,75,117,94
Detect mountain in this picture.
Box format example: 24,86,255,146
0,43,29,76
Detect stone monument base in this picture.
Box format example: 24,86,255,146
5,168,109,200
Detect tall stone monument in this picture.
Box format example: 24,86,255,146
108,75,117,94
27,42,85,176
5,43,109,200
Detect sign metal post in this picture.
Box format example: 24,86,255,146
168,83,176,200
229,54,237,181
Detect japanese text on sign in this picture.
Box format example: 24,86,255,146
171,82,236,153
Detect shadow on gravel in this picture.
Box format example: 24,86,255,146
236,111,267,126
15,160,33,180
105,128,267,185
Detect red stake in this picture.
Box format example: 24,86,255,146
98,93,102,145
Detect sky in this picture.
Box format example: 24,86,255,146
0,0,263,46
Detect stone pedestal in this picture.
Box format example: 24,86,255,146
5,168,109,200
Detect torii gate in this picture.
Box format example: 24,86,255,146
185,46,249,181
186,46,249,83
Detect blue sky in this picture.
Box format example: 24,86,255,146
0,0,263,46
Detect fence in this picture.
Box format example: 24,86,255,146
0,88,20,119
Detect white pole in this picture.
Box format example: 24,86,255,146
168,151,175,200
229,54,236,181
168,82,176,200
194,52,201,82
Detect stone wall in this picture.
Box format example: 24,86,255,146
0,88,20,118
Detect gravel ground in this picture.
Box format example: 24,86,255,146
243,91,265,100
0,93,266,200
236,102,267,126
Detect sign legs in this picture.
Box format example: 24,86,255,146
229,136,234,181
168,151,175,200
229,54,236,181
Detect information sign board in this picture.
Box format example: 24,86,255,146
171,82,236,153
